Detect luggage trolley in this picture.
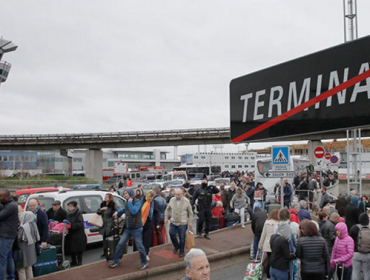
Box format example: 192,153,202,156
48,220,71,270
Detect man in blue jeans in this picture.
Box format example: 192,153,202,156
0,189,18,280
109,189,148,270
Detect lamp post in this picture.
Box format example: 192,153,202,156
0,37,18,89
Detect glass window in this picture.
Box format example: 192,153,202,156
238,157,242,159
18,194,29,204
201,156,205,159
251,165,255,167
225,165,229,168
33,197,55,212
3,156,7,161
225,156,229,159
63,197,82,211
238,165,242,168
82,195,103,214
9,156,14,161
245,165,249,168
245,157,248,160
231,165,235,168
194,156,198,159
114,196,125,210
251,157,255,159
231,156,235,159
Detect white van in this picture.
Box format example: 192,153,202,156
25,190,126,244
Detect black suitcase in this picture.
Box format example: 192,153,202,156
210,217,219,232
225,211,240,222
32,245,57,277
104,218,127,261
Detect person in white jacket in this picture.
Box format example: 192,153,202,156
258,209,279,279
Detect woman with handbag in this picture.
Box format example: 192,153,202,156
330,222,354,280
230,187,249,228
16,211,40,280
99,193,119,257
65,201,86,266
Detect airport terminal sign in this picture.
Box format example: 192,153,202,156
230,35,370,143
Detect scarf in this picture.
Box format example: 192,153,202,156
32,205,41,222
141,190,154,226
20,211,40,245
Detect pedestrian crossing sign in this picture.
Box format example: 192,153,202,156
272,146,290,165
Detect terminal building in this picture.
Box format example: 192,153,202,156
180,152,257,173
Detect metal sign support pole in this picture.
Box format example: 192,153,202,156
280,177,284,209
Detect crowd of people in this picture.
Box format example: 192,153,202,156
1,168,370,280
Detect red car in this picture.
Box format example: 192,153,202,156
15,187,70,211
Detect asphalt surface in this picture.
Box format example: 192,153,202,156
34,222,253,280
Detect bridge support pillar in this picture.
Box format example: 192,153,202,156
86,149,103,183
60,149,72,176
174,146,178,160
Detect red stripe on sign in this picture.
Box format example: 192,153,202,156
87,233,101,237
232,69,370,143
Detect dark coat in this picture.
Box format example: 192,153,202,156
344,204,360,232
321,220,336,253
46,207,67,223
66,208,86,254
296,236,328,274
0,199,18,239
98,201,119,238
36,208,49,243
269,234,295,271
251,207,267,237
335,196,349,217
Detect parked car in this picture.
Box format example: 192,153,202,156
25,190,126,244
15,187,70,211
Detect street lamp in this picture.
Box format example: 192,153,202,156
0,37,18,88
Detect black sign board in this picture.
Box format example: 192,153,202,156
230,35,370,143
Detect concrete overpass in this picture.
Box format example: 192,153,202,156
1,126,370,182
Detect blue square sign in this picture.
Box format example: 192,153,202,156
272,146,290,165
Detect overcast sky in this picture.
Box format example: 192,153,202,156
1,1,370,155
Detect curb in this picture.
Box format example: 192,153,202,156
105,246,251,280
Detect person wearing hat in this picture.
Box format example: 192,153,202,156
46,200,67,223
65,201,85,266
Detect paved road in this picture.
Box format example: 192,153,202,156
212,261,247,280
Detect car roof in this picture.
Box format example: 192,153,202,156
27,190,122,201
15,187,70,195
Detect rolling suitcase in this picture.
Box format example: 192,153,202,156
32,244,57,277
244,252,263,280
334,261,345,280
104,218,127,261
209,217,219,232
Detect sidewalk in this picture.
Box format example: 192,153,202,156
35,223,253,280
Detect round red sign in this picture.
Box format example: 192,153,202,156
325,152,331,160
314,146,325,159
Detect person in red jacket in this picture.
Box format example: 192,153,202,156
289,203,300,224
126,178,133,188
211,201,225,229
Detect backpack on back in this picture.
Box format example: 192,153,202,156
357,225,370,253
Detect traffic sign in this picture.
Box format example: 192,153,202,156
264,171,296,178
330,155,339,164
272,146,290,165
230,35,370,143
314,146,325,159
325,153,331,160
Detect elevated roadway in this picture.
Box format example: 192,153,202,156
1,127,370,150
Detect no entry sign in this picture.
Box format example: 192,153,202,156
314,146,325,159
325,153,331,160
230,35,370,143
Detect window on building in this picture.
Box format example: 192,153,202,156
194,156,198,159
225,156,229,159
251,157,255,159
238,157,242,159
251,165,255,167
231,156,235,159
225,165,229,168
244,165,249,168
245,157,248,160
238,165,242,168
231,165,236,168
201,156,206,159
